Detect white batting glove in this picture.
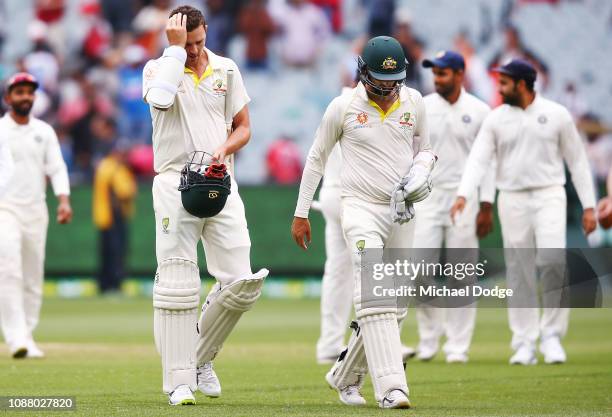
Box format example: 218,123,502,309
401,165,433,203
390,186,416,224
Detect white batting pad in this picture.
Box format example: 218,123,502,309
360,312,409,402
327,321,368,389
196,268,268,364
153,258,200,393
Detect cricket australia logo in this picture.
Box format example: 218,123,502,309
381,57,397,70
213,78,226,95
356,239,366,255
162,217,170,234
399,112,413,127
209,190,219,199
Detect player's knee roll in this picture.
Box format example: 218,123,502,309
153,258,200,310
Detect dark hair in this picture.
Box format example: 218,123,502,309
169,5,206,32
512,76,535,92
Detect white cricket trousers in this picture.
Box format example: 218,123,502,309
0,203,48,353
316,186,353,361
498,185,569,350
413,187,479,358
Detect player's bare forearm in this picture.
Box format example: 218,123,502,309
214,105,251,161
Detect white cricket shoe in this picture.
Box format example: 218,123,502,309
379,389,411,409
417,344,438,361
197,362,221,397
510,345,537,365
26,341,45,358
446,353,468,364
325,370,366,406
540,337,566,364
168,384,195,405
401,345,416,362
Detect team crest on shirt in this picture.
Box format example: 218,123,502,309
33,135,43,143
399,112,414,129
213,78,227,95
462,114,472,124
538,115,548,124
382,57,397,70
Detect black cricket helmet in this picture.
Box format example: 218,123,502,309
358,36,408,97
179,151,231,218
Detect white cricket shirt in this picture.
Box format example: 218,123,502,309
295,82,433,217
457,94,595,209
0,114,70,208
143,47,250,173
424,89,495,202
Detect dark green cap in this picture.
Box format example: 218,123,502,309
361,36,407,81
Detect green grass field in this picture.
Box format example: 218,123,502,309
1,297,611,417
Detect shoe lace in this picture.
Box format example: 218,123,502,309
198,362,214,380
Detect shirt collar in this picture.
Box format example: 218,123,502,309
2,113,27,129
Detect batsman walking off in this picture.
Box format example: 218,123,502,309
143,6,268,405
0,73,72,359
292,36,436,408
451,59,596,365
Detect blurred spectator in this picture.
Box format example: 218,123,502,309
393,9,428,92
127,144,155,177
238,0,275,70
117,45,151,143
205,0,234,55
340,37,365,89
366,0,395,37
23,20,60,94
311,0,342,33
454,30,494,103
266,137,303,184
559,81,589,121
100,0,135,37
93,129,137,294
79,0,113,65
271,0,331,68
132,0,171,56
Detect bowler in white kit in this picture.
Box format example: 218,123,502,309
451,59,596,365
0,72,72,359
143,6,268,405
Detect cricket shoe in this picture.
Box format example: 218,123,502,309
446,353,468,364
197,362,221,397
168,385,195,405
379,389,411,409
26,341,45,358
510,345,537,365
416,344,438,361
540,337,566,364
325,370,366,406
401,345,417,362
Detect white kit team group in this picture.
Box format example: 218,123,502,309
0,2,608,410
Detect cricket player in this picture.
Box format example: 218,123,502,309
413,51,494,363
143,6,268,405
292,36,436,408
0,72,72,359
451,59,596,365
0,132,14,196
596,167,612,229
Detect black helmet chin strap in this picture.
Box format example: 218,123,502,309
357,56,407,99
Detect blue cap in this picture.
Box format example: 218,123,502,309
422,50,465,70
493,59,537,82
